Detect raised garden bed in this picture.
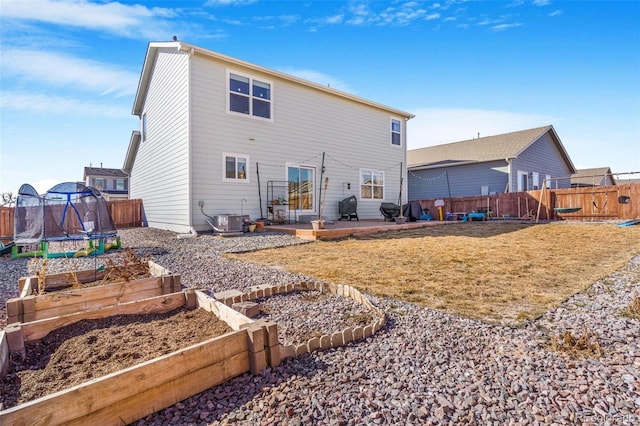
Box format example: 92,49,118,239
6,260,181,324
0,289,277,425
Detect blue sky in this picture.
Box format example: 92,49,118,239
1,0,639,194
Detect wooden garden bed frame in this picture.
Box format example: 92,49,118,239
0,289,279,425
6,261,181,324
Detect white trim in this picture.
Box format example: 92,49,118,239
286,163,316,213
359,168,385,201
134,42,415,120
141,113,147,141
222,153,251,183
532,172,540,190
226,69,274,122
517,170,528,192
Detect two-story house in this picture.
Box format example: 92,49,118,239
83,166,129,201
123,41,414,234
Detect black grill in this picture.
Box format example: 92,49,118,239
379,203,400,221
338,196,359,221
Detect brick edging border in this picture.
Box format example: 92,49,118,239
217,281,386,360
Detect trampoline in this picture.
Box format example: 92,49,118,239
12,182,120,258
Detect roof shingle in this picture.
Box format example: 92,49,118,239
408,125,554,168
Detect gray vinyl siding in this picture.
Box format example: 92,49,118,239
129,48,191,233
408,160,508,200
510,133,573,191
189,53,407,228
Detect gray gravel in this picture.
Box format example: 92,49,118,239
1,227,638,425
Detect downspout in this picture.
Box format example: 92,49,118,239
177,226,198,239
181,43,196,239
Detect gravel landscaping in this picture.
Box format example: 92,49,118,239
0,227,638,425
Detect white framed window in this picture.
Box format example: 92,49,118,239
223,153,250,182
391,118,402,146
142,113,147,141
94,178,105,190
360,169,384,200
116,179,125,191
228,71,272,120
532,172,540,190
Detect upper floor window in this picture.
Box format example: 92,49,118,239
229,72,272,120
391,118,401,146
116,179,125,191
223,153,250,182
360,169,384,200
94,178,105,190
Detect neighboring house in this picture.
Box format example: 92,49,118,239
123,41,414,233
571,167,616,187
407,125,576,200
83,166,129,201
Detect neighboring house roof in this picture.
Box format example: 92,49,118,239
83,167,128,180
571,167,616,186
132,41,415,120
407,125,576,173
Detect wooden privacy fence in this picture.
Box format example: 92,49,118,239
0,208,12,244
107,199,145,228
0,199,144,244
412,183,640,222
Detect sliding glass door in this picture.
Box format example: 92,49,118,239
287,165,315,212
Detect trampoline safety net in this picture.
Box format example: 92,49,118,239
14,182,118,244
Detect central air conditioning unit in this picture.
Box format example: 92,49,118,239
208,214,243,234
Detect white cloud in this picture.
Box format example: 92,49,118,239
0,92,130,118
1,0,176,39
205,0,257,5
2,50,138,98
30,179,61,195
407,108,554,149
341,1,432,26
533,0,550,6
325,14,344,24
277,68,355,94
278,15,299,26
0,178,61,195
490,22,523,31
549,9,563,17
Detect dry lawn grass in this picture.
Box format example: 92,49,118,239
549,326,604,359
228,222,640,325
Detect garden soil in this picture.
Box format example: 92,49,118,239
0,307,231,408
